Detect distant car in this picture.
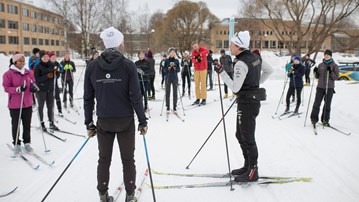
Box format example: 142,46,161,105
338,63,359,81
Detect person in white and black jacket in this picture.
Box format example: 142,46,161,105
214,31,272,183
164,48,181,111
181,51,192,96
84,27,147,202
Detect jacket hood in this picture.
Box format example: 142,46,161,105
97,51,124,71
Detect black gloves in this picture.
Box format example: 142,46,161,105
194,54,202,63
138,121,148,135
86,122,97,137
313,67,319,79
214,60,224,74
30,81,40,93
16,85,26,93
327,66,332,73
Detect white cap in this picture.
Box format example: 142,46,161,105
184,51,189,55
100,27,124,49
231,31,250,49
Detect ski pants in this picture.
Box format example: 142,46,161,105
166,79,178,109
207,70,213,90
310,87,335,124
194,70,207,100
224,72,233,94
161,72,166,86
63,79,74,103
148,75,155,97
36,91,54,123
181,72,191,94
96,117,136,195
305,68,311,84
139,80,149,110
55,80,62,113
286,86,303,111
9,107,32,145
236,100,261,167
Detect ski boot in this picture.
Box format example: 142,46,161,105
200,99,206,105
70,100,74,108
284,106,290,113
99,191,114,202
234,165,259,182
125,192,138,202
193,99,200,105
24,143,34,153
63,101,67,109
58,110,63,117
322,121,330,127
223,93,228,99
231,160,249,176
49,122,59,131
14,145,21,155
41,122,47,132
293,107,299,114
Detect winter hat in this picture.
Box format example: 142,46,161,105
294,56,301,62
231,31,250,49
168,47,176,53
184,51,189,56
220,49,226,54
32,48,40,55
324,49,332,57
162,54,167,58
12,54,25,63
48,51,55,58
147,50,153,58
39,50,48,59
252,49,260,56
100,27,124,49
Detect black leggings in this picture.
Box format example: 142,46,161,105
10,107,32,145
286,86,303,110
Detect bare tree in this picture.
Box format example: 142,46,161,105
49,0,71,51
243,0,359,58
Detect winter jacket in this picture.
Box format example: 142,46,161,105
220,55,233,73
164,57,180,81
304,59,315,71
3,66,35,109
181,58,192,75
287,63,305,88
34,61,56,92
160,59,166,75
84,50,146,125
135,59,150,81
207,54,214,71
192,47,209,71
285,61,294,72
315,59,339,89
28,56,40,71
147,57,156,76
60,60,76,81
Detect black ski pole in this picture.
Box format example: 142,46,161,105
142,135,156,202
322,69,330,129
216,72,234,191
41,137,90,202
304,67,316,127
14,80,26,147
186,98,236,169
274,76,289,115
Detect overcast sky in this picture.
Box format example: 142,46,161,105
128,0,240,20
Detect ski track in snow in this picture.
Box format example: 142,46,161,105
0,53,359,202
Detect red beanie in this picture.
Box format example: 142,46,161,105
48,51,55,58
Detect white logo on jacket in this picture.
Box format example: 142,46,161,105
106,73,111,79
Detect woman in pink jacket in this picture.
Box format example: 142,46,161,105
3,54,39,154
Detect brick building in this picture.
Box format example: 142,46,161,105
0,0,65,56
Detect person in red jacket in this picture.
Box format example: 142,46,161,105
191,41,209,105
3,54,39,154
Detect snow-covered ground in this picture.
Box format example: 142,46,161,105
1,52,359,202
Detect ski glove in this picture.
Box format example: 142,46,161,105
138,121,148,135
30,81,40,93
313,67,319,79
16,85,26,93
63,64,73,70
194,54,202,63
213,60,224,74
86,122,97,137
47,72,54,78
327,66,332,73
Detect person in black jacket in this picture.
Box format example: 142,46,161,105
147,50,156,100
181,51,192,97
303,54,315,86
34,50,59,131
285,56,305,114
49,52,63,117
84,27,147,202
135,51,150,111
207,50,214,90
164,48,181,111
159,54,167,88
60,53,76,108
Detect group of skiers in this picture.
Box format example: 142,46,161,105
2,48,77,155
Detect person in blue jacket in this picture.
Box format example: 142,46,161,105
164,48,180,112
28,48,40,71
285,56,305,113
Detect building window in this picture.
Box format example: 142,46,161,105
0,19,5,28
56,40,59,46
61,41,64,46
38,26,43,33
43,15,48,21
224,40,229,48
0,3,5,12
270,40,276,49
37,13,42,20
23,23,29,31
8,36,19,44
255,40,261,49
30,11,36,18
54,18,59,24
39,39,44,45
22,8,28,16
24,37,30,45
216,40,222,48
44,27,50,34
220,31,223,35
224,31,227,35
45,39,49,45
32,38,37,45
7,5,18,14
278,41,284,49
31,24,37,32
0,36,6,44
51,40,55,46
249,40,253,49
8,21,19,29
263,40,269,49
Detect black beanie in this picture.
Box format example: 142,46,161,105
32,48,40,55
39,50,48,59
324,49,332,57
